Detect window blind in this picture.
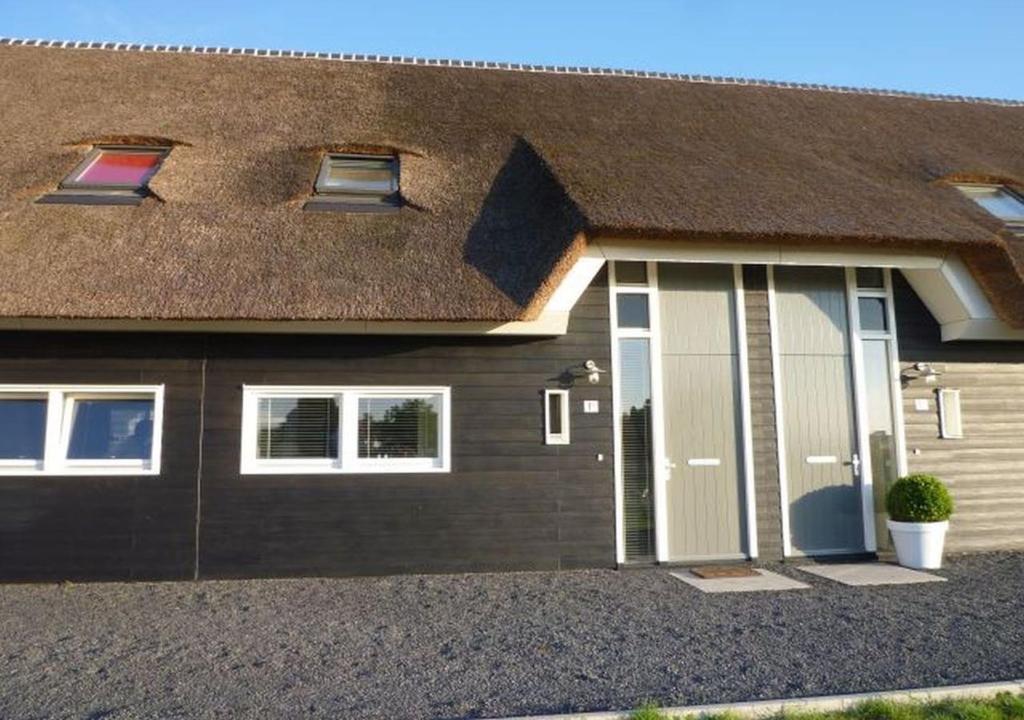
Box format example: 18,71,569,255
358,396,440,459
257,397,339,460
618,338,657,561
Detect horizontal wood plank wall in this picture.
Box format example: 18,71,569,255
0,274,614,582
197,271,614,578
0,333,205,581
742,266,784,560
894,273,1024,552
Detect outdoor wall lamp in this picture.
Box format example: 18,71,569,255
902,362,942,384
570,359,607,385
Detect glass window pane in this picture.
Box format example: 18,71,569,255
618,338,656,561
321,157,397,194
855,268,885,289
862,340,898,551
615,262,648,285
0,398,47,460
959,185,1024,220
67,398,154,460
359,396,440,459
858,297,888,332
547,392,563,435
72,151,164,187
616,294,650,329
257,397,339,460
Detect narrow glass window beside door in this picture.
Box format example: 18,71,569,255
616,294,650,329
241,386,450,474
618,338,657,561
0,386,163,475
852,268,902,551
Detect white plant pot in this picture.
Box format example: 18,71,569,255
887,519,949,569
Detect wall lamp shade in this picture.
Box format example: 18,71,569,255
902,362,942,383
571,359,607,385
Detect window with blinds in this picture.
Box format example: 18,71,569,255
257,397,339,459
618,337,657,562
358,396,440,459
241,386,449,474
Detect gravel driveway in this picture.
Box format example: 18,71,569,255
1,552,1022,720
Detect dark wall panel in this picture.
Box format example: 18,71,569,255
0,272,615,582
0,333,205,581
197,274,615,578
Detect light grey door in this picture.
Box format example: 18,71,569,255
774,266,864,555
658,263,748,561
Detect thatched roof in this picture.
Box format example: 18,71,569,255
1,40,1023,326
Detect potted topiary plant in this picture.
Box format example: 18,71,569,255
886,474,954,569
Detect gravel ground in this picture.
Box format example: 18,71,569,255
1,552,1022,720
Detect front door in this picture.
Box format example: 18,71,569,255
774,266,864,555
658,263,748,561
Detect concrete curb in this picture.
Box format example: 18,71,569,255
497,679,1024,720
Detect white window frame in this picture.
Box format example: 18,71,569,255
0,384,164,476
544,389,570,445
240,385,451,475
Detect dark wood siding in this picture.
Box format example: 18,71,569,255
895,273,1024,552
742,266,784,560
0,334,204,581
0,273,614,581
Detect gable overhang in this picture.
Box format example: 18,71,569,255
570,237,1024,342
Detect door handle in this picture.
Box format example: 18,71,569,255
851,453,861,478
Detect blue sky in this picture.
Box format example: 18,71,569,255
2,0,1021,99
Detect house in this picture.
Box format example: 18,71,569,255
0,39,1022,582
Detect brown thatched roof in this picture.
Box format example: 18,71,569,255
1,40,1023,326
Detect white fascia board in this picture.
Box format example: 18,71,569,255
901,254,1024,341
0,314,572,336
591,237,946,269
541,254,606,313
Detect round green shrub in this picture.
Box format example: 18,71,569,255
886,474,954,523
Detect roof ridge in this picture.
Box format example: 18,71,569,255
3,36,1024,108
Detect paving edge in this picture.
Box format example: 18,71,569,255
497,679,1024,720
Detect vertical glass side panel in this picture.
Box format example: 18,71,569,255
618,337,656,561
862,339,898,550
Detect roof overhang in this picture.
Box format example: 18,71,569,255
582,237,1024,342
2,239,1019,341
0,315,573,336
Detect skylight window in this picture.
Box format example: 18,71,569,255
40,146,170,205
305,154,400,212
956,184,1024,233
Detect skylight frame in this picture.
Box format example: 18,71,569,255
38,145,171,206
305,153,401,213
955,182,1024,233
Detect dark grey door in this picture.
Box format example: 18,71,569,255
774,266,864,555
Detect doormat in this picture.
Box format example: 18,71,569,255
690,565,758,579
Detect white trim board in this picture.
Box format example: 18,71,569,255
497,679,1024,720
0,314,574,336
733,264,759,559
901,254,1024,341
